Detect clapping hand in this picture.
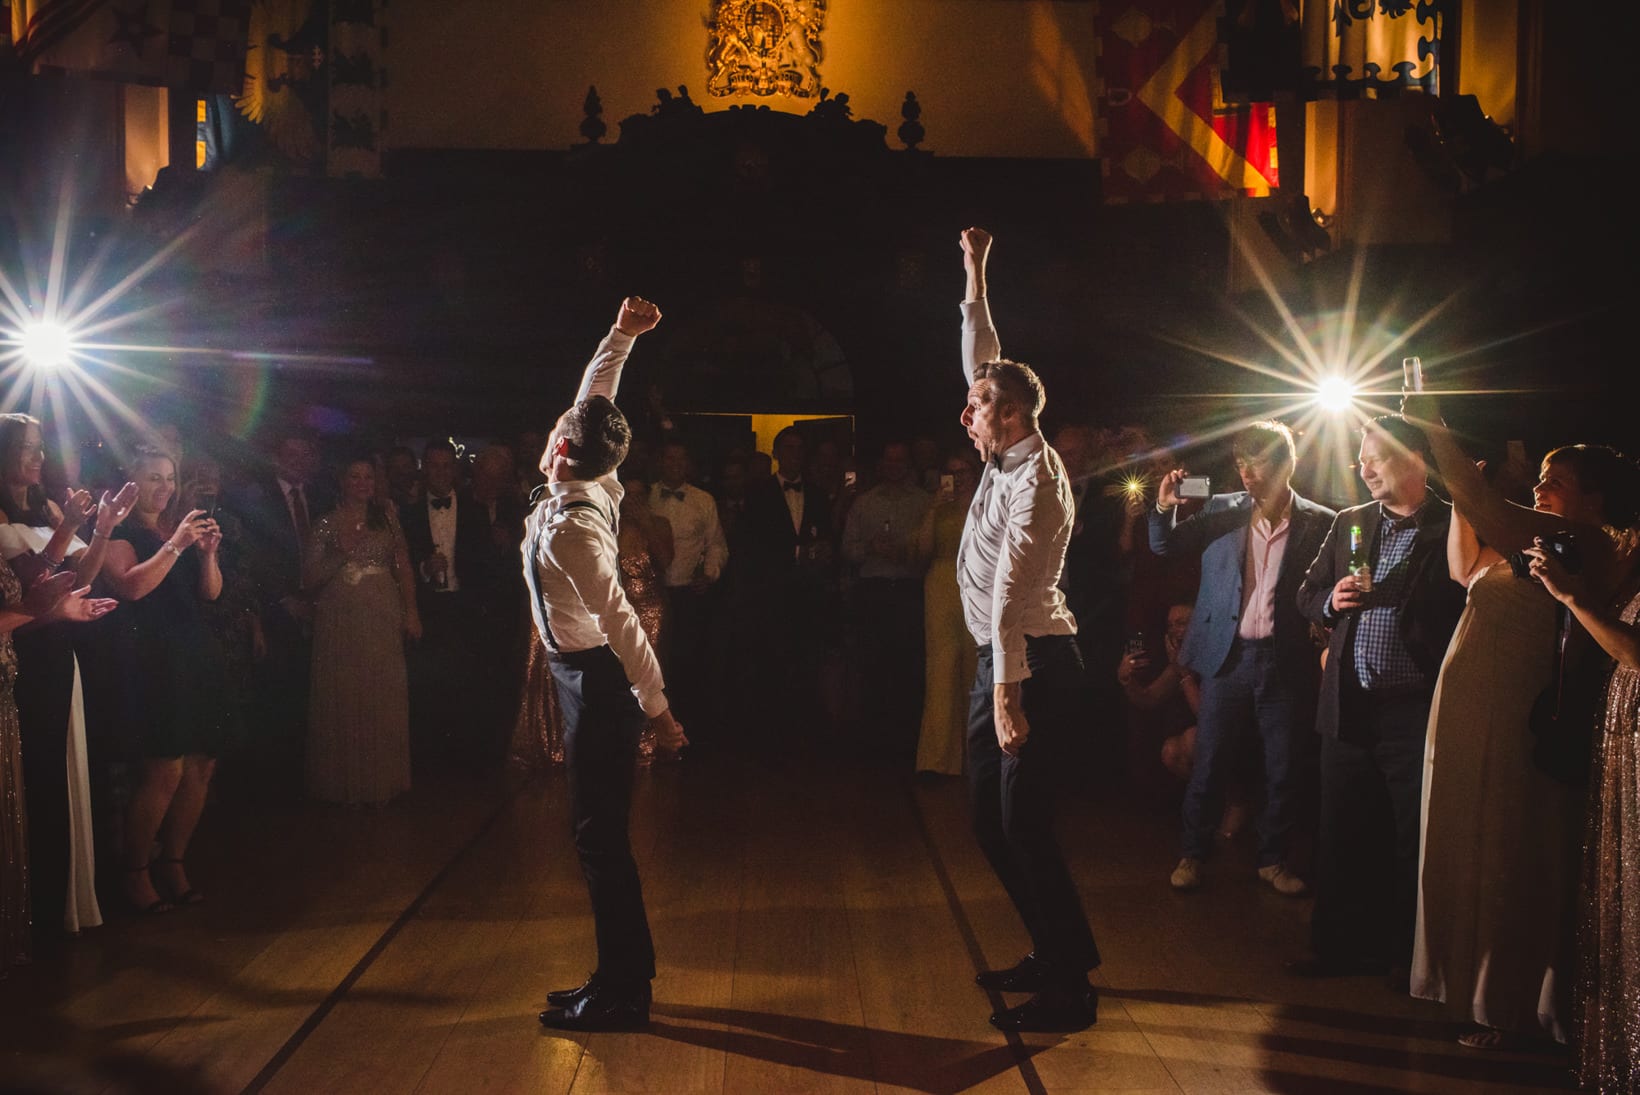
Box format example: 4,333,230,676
59,489,95,531
94,482,139,537
615,296,662,337
20,570,77,617
44,585,118,624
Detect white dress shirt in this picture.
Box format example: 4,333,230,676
521,325,668,717
1237,491,1292,640
648,481,728,587
779,475,805,532
955,298,1077,684
425,491,460,592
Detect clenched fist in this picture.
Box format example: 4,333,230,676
615,297,663,337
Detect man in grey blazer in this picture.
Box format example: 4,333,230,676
1150,422,1334,894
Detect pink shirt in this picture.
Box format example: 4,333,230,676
1238,492,1292,641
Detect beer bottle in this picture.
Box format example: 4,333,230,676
1348,525,1373,593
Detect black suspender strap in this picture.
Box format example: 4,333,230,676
526,498,611,653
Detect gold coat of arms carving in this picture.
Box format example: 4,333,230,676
705,0,826,98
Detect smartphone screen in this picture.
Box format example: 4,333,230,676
939,474,955,501
1178,476,1211,499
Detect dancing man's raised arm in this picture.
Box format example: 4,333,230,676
575,296,663,404
960,227,1001,385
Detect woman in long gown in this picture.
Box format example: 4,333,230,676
103,448,234,915
304,457,421,806
0,415,136,936
1409,398,1639,1049
510,472,672,771
912,452,980,777
1525,509,1640,1090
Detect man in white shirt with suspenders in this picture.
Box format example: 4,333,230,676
524,296,686,1031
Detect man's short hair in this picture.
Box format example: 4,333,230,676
1232,420,1296,470
560,396,631,479
423,438,458,462
973,359,1046,430
1362,414,1431,463
772,425,803,451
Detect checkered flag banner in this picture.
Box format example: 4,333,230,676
9,0,249,93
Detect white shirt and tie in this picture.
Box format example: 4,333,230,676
648,481,728,588
425,491,461,592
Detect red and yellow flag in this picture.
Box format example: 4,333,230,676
1095,1,1280,202
6,0,248,92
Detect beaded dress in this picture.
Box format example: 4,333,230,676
305,512,411,805
0,558,30,974
1576,583,1640,1090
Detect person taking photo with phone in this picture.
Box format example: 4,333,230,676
1149,422,1334,896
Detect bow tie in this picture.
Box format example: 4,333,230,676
782,480,804,493
430,496,452,510
660,488,686,502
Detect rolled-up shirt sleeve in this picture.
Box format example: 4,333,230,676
545,518,668,716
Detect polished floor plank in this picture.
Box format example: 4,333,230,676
835,773,1030,1095
0,748,1582,1094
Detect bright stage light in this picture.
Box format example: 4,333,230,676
19,322,75,370
1315,376,1356,412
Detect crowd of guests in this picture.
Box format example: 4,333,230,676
0,392,1637,1090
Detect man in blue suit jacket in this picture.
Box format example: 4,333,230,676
1149,421,1333,894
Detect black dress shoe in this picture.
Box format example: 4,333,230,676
546,974,599,1009
538,981,652,1031
975,952,1052,993
989,985,1098,1032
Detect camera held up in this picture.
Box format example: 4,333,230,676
1507,530,1581,581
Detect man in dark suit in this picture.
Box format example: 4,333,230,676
1294,414,1465,983
400,440,495,768
1150,421,1334,895
238,429,334,798
727,425,834,752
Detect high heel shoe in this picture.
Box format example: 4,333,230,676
125,864,174,916
151,857,204,906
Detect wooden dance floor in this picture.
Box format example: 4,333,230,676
0,751,1577,1094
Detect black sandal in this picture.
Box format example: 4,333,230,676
125,864,174,916
152,857,204,906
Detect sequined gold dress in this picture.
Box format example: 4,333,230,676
305,514,412,806
1576,585,1640,1090
0,558,31,975
509,538,666,770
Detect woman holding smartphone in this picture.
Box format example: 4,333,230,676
102,446,235,914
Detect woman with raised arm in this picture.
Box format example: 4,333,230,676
303,455,420,806
1403,393,1637,1051
100,446,232,915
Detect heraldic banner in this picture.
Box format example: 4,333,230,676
5,0,249,93
1094,1,1279,203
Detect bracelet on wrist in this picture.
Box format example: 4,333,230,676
163,542,183,558
90,529,110,541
